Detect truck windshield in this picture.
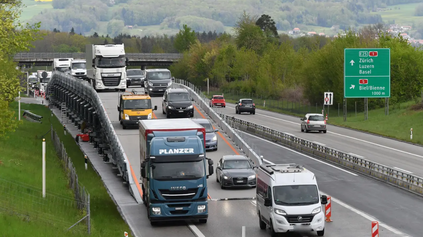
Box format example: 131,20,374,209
152,160,205,181
95,56,126,68
72,63,86,69
28,77,38,83
273,185,319,206
169,93,189,102
56,67,70,73
40,78,50,83
146,71,171,80
123,99,152,109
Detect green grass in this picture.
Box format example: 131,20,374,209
371,3,420,26
1,102,132,236
206,90,423,145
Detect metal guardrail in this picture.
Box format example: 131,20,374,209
173,79,263,167
14,52,183,60
46,72,142,203
22,110,43,123
173,79,423,197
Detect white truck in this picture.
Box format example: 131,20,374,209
70,59,87,79
256,163,328,236
53,58,73,74
86,44,127,92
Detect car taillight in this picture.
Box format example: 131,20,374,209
253,103,255,106
307,120,310,124
239,103,242,106
324,120,326,124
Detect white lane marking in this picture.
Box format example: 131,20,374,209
251,200,256,206
393,167,413,174
348,153,364,158
242,226,246,237
224,105,423,160
322,193,409,236
238,130,358,176
263,158,275,165
188,224,206,237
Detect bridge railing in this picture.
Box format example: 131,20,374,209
14,52,183,60
173,78,423,197
46,72,142,203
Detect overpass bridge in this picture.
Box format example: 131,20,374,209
14,52,183,68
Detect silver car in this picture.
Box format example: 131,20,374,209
300,113,327,133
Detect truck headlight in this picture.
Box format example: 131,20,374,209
311,207,321,214
212,135,217,141
197,205,206,213
274,208,287,216
124,114,129,120
97,82,101,86
152,207,161,215
248,175,256,180
187,105,193,109
148,113,152,119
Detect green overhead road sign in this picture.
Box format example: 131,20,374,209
344,48,390,98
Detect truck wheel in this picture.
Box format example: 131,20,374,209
199,219,207,224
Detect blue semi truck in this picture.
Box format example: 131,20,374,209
139,119,214,225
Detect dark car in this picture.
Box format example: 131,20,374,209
126,69,145,87
162,88,194,118
144,69,172,95
216,155,257,189
235,98,255,114
192,118,218,151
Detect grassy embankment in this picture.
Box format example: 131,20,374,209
0,102,132,236
206,90,423,145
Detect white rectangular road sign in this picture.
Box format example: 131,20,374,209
324,92,333,105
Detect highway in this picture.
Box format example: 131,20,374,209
95,86,411,237
214,103,423,177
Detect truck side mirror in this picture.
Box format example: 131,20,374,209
321,195,328,205
214,129,218,132
141,162,146,178
191,98,194,101
207,158,214,178
153,105,157,111
126,57,129,65
264,198,272,207
117,106,120,111
92,59,95,67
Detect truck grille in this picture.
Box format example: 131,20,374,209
170,210,189,215
102,77,120,86
286,215,314,223
129,115,148,121
159,188,198,200
232,177,247,185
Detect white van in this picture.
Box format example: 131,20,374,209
256,163,327,236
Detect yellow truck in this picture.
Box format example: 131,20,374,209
117,90,157,129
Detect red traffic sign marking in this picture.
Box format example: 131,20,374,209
325,97,329,102
359,79,368,84
369,51,378,57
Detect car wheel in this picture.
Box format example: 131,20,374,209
252,111,255,115
235,109,238,114
323,130,327,134
270,219,277,237
259,212,266,230
216,173,219,182
317,229,325,236
220,178,225,189
166,111,171,118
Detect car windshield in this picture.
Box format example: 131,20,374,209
95,56,126,68
152,160,205,180
28,77,38,83
169,93,189,102
309,115,324,121
214,96,224,100
273,185,319,206
127,70,142,76
72,63,86,69
123,99,152,109
241,100,253,104
147,71,171,80
199,122,214,133
223,160,251,169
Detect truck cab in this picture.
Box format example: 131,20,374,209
257,163,327,236
117,90,157,129
139,119,214,225
53,58,73,74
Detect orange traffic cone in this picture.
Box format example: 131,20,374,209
325,114,328,121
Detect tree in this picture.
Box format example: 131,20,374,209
255,14,278,38
174,24,196,52
415,3,423,16
234,12,265,54
70,27,75,35
0,0,41,137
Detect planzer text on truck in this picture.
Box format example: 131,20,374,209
86,44,127,92
139,119,214,225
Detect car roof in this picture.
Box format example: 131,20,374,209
127,69,142,71
191,118,210,124
167,88,188,93
145,69,170,72
213,95,224,97
305,113,323,116
222,155,249,161
240,98,253,100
